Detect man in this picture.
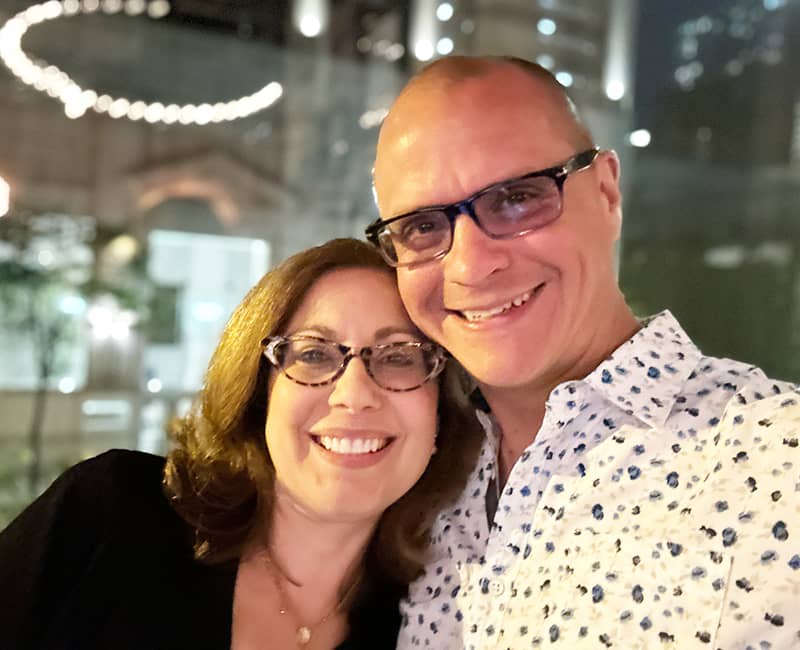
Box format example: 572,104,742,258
366,56,799,649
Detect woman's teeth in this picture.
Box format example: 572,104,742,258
317,436,390,455
461,288,534,322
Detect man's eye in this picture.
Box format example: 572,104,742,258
400,221,433,239
406,221,435,235
493,189,541,210
506,191,539,205
396,215,447,242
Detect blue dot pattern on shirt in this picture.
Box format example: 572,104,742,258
397,311,799,649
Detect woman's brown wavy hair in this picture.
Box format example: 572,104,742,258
163,238,482,584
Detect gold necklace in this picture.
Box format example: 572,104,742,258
262,550,360,646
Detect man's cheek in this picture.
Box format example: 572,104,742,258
398,274,427,310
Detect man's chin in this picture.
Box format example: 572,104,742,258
459,354,543,393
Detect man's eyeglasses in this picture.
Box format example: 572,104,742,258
262,335,447,392
365,148,600,268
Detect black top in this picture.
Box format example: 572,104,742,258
0,450,402,649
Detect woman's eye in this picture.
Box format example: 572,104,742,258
384,352,414,366
377,348,419,368
296,347,335,364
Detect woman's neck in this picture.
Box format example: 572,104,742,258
232,491,378,649
260,490,377,597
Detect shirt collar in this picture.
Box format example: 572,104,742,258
473,310,703,435
581,310,703,428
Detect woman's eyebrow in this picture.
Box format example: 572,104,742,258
292,324,337,338
374,325,421,340
291,324,421,341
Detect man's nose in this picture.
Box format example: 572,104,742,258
327,356,382,412
444,210,511,285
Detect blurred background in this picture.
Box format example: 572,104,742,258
0,0,798,525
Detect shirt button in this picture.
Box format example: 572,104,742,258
489,579,505,596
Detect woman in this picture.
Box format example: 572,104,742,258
0,238,482,649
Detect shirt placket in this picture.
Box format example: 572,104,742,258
467,408,564,646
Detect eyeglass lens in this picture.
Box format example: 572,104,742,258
383,175,563,265
274,338,439,390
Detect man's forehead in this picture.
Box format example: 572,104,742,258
378,71,570,159
373,64,583,214
375,104,571,194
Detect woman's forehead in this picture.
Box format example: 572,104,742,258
285,267,418,339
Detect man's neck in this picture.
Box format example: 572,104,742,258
483,385,547,486
482,305,641,486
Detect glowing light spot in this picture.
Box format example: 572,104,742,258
437,37,454,55
537,18,557,36
58,377,77,393
299,15,321,37
605,80,625,101
629,129,651,148
414,41,434,61
536,54,555,70
436,3,453,21
555,71,573,87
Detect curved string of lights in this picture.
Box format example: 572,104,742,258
0,0,283,125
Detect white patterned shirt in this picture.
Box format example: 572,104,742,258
398,311,799,649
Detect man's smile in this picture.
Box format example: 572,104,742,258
449,283,546,322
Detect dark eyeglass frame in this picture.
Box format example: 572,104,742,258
365,147,601,268
262,334,447,392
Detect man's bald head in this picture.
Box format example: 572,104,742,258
378,55,593,159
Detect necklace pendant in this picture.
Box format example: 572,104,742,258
296,626,312,645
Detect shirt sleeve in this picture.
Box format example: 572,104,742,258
0,450,158,648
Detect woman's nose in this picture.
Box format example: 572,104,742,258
327,356,382,412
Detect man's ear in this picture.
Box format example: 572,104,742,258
598,150,622,240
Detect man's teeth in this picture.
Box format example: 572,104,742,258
461,289,533,322
318,436,390,455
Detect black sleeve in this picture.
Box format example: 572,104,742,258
0,450,166,649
